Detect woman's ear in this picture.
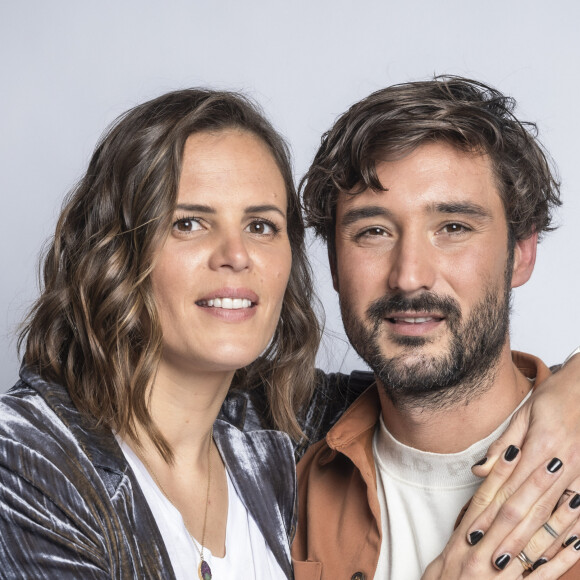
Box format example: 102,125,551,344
511,232,538,289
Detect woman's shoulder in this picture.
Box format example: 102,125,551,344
1,368,83,447
0,368,127,494
0,373,68,448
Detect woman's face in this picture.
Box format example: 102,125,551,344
150,129,292,377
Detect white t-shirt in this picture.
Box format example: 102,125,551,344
118,438,286,580
373,390,532,580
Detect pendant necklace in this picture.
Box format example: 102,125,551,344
135,427,214,580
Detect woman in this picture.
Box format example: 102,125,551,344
0,89,321,579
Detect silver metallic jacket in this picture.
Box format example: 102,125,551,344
0,366,372,579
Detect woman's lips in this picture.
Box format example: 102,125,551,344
195,288,259,321
197,297,254,309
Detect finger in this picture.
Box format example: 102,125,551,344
471,449,580,551
513,491,580,568
525,539,580,578
463,456,563,568
558,496,580,556
485,458,564,569
462,445,522,543
472,410,529,478
558,480,580,506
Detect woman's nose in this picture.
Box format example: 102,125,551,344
208,232,252,272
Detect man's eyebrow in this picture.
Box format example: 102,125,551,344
431,201,493,219
340,206,392,228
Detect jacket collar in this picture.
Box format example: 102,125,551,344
214,420,295,578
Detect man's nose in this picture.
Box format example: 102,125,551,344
387,234,436,293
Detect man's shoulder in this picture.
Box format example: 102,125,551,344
298,383,380,474
511,350,552,384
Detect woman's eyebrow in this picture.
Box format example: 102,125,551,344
245,204,286,218
175,203,216,214
175,203,286,217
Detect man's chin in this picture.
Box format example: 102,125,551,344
371,351,461,405
381,330,447,353
372,341,457,383
389,334,432,347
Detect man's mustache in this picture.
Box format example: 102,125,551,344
366,292,462,325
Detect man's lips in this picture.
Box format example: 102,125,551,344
384,312,445,336
387,313,445,324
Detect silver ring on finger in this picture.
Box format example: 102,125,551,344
543,522,559,539
517,550,534,571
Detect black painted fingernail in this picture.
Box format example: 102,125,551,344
570,494,580,509
472,457,487,467
504,445,519,462
532,557,548,570
495,554,511,569
547,457,563,473
468,530,484,545
574,539,580,551
563,535,578,547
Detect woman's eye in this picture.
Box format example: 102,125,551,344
246,220,279,235
173,217,202,232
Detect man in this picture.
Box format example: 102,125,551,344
292,77,580,579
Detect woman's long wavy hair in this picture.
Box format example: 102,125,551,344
19,89,320,458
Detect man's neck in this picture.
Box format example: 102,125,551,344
378,346,533,453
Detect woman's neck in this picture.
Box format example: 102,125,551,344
141,361,234,464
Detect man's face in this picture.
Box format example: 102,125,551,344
333,142,535,408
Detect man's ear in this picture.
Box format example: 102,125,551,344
511,232,538,289
328,246,339,291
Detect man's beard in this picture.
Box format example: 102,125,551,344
340,275,512,411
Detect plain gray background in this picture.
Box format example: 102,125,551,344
1,0,579,391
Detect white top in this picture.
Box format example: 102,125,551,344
118,438,286,580
373,390,532,580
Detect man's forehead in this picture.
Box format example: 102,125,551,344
335,142,502,216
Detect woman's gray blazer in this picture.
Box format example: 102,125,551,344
0,366,372,579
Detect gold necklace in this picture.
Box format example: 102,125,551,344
135,428,214,580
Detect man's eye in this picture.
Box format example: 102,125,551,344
441,223,470,234
173,217,202,232
358,227,387,238
246,220,279,235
